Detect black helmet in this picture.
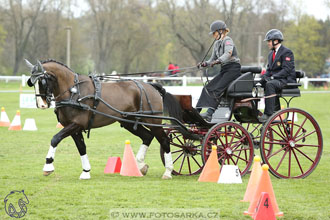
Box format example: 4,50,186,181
264,29,284,41
209,20,227,35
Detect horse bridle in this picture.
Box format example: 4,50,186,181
27,61,55,107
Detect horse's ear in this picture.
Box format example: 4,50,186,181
36,60,45,73
24,59,34,71
27,78,34,87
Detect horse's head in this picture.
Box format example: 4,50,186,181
25,59,56,109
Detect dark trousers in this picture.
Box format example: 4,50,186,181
196,63,241,110
264,79,285,115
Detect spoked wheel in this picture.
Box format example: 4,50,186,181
242,123,274,157
160,128,203,175
202,122,254,176
260,108,323,178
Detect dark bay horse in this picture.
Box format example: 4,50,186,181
25,59,181,180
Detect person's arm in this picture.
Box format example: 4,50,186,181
217,38,234,63
205,42,218,65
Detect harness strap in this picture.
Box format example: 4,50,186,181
87,75,102,138
131,80,154,130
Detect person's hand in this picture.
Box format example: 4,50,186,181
210,60,221,67
197,62,208,68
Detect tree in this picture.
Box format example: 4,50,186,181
159,0,221,64
284,15,325,75
2,0,45,75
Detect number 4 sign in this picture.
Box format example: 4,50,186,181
253,192,276,220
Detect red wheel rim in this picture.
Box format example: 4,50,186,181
260,108,323,178
202,122,254,176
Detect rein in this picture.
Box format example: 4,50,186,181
100,65,198,77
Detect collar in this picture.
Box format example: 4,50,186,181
273,44,281,54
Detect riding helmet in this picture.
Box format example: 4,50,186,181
264,29,284,42
209,20,227,35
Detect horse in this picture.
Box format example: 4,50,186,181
25,59,182,180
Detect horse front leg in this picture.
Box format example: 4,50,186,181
43,123,81,176
151,127,173,179
71,131,91,180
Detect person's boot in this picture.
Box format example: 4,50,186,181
200,109,214,122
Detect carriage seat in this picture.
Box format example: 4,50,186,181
227,72,255,98
227,66,263,98
280,70,305,97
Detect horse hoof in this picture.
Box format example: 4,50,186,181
79,171,91,180
162,175,172,180
43,171,54,176
140,164,149,176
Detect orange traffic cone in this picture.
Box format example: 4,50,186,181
198,145,220,182
8,110,22,130
244,164,283,217
120,140,143,177
241,155,262,202
56,122,64,128
104,157,122,174
253,192,276,220
0,107,11,127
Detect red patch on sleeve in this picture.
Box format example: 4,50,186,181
285,57,291,61
226,41,232,45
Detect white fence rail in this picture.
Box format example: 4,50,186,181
1,74,330,90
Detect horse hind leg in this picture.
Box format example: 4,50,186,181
121,122,154,175
72,131,91,180
43,123,81,176
150,127,173,180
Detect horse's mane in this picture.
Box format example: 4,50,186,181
41,59,75,73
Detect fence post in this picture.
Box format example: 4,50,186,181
182,75,187,87
22,74,26,87
143,75,147,83
304,77,308,89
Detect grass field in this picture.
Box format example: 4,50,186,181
1,82,330,219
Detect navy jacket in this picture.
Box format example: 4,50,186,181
265,45,296,84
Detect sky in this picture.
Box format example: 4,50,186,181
300,0,330,20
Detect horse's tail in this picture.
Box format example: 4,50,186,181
150,83,183,122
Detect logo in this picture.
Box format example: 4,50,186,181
4,190,29,218
285,57,291,61
277,61,281,66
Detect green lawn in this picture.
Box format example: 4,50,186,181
0,82,330,219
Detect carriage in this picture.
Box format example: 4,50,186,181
159,66,322,179
26,60,322,180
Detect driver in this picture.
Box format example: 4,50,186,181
258,29,296,122
197,20,241,122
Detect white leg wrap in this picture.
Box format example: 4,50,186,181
46,145,56,159
136,144,148,170
81,154,91,171
162,152,173,179
43,145,56,172
43,163,55,172
80,154,91,180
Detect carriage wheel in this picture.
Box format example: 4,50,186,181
160,128,203,176
260,108,323,178
242,123,274,157
202,122,254,176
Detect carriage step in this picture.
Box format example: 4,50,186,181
210,107,231,123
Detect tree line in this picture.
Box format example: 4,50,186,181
0,0,329,76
